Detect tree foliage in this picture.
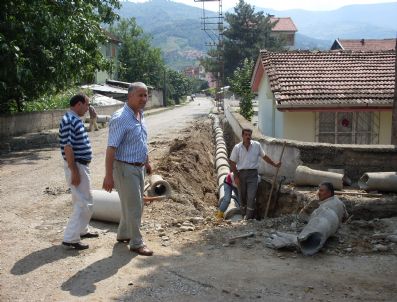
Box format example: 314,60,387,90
0,0,120,113
228,58,255,121
166,69,193,104
110,18,164,88
223,0,283,81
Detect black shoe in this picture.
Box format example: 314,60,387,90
62,241,89,250
80,232,99,239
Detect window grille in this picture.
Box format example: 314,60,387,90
315,112,379,144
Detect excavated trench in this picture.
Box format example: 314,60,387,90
218,115,397,222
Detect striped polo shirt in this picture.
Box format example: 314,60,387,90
59,110,92,161
107,104,148,163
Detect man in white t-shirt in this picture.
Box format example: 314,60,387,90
230,128,281,219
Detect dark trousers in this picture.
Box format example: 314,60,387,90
238,169,258,219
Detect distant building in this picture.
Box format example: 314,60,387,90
95,30,121,84
251,50,395,145
269,17,298,48
330,38,396,51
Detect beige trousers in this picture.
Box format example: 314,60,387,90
113,161,145,248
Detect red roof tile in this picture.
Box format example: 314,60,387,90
270,17,297,32
256,50,395,109
334,39,396,51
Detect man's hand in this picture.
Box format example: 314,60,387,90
234,174,240,187
145,162,152,175
102,175,114,193
71,168,81,186
274,161,282,168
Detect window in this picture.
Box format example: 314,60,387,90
316,112,379,144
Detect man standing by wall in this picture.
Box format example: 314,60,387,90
59,94,98,250
88,104,99,131
230,128,281,220
102,82,153,256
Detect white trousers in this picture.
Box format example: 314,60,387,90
63,162,94,243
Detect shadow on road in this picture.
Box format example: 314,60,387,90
61,243,137,296
11,245,79,275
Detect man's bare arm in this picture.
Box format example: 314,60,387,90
64,145,80,186
102,146,116,192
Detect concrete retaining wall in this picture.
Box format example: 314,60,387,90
224,105,397,182
0,104,123,138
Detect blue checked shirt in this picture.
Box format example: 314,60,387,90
107,104,148,163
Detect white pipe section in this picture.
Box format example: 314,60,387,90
358,172,397,192
146,174,172,197
298,196,346,255
92,190,121,223
294,165,343,190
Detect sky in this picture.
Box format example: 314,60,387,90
127,0,397,11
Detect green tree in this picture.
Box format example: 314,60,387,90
228,58,255,121
166,69,193,104
0,0,120,113
223,0,283,81
111,18,164,88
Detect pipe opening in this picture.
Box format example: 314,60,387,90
299,232,322,254
154,184,167,195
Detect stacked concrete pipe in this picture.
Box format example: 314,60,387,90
91,174,172,223
209,113,242,221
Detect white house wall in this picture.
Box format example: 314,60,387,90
258,75,275,137
283,111,316,142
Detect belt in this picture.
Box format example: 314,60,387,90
118,160,145,167
75,158,90,166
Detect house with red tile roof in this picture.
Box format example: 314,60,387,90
251,50,395,144
270,17,297,48
331,38,396,51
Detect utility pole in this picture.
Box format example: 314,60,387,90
392,37,397,145
194,0,224,111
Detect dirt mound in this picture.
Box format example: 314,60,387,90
154,118,218,218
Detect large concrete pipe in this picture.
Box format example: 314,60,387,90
91,190,121,223
215,157,229,170
217,166,230,183
298,196,346,256
224,195,242,221
358,172,397,192
294,165,343,190
146,174,172,197
216,148,228,158
265,196,346,255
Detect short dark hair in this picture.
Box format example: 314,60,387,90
319,182,334,196
70,94,87,107
242,128,253,135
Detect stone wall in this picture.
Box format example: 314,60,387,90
224,104,397,183
0,104,123,138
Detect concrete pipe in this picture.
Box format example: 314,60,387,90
146,174,172,197
297,196,346,256
216,149,228,159
224,195,242,221
91,190,121,223
217,142,227,150
97,115,111,123
215,136,225,144
215,158,229,170
294,165,343,190
215,152,228,162
358,172,397,192
217,166,230,183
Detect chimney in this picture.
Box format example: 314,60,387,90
360,38,365,45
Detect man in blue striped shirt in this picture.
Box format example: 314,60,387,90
59,94,98,250
103,82,153,256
